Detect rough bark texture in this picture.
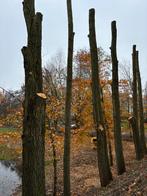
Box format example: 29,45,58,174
63,0,74,195
89,8,112,187
131,45,143,160
128,117,142,160
136,51,147,154
101,88,113,166
22,1,46,195
107,128,113,166
111,21,126,175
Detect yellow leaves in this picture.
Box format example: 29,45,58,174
15,147,22,154
46,95,64,121
0,132,21,146
1,107,23,129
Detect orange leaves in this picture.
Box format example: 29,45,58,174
46,96,64,121
0,131,21,146
75,49,91,66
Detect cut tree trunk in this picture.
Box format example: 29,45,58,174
128,117,143,160
131,45,143,160
63,0,74,195
136,51,147,154
89,8,112,187
111,21,126,175
22,1,46,195
101,88,113,166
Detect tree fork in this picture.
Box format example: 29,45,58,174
22,0,46,195
111,21,126,175
89,8,112,187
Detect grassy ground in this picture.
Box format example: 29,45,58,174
0,144,19,160
0,128,21,161
0,127,17,132
121,121,147,133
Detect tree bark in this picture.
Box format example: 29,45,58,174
128,117,143,160
89,8,112,187
63,0,74,195
107,128,113,166
131,45,143,160
101,88,113,166
111,21,126,175
22,1,46,195
136,51,147,154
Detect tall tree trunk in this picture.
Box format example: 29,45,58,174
22,1,46,195
110,21,126,175
63,0,74,195
89,8,112,187
101,88,113,166
131,45,143,160
107,128,113,166
136,51,147,154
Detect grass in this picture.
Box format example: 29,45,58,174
121,120,130,132
121,121,147,133
0,128,21,161
144,123,147,132
0,144,19,160
0,127,17,132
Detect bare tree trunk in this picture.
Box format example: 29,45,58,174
131,45,143,160
128,117,143,160
101,88,113,166
89,8,112,187
22,1,46,196
111,21,126,175
63,0,74,195
107,129,113,166
136,51,147,154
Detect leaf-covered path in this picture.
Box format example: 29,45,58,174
1,130,146,195
45,133,147,195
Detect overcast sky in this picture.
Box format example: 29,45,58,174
0,0,147,90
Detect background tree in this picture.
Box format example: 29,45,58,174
119,62,133,124
0,88,23,129
44,68,64,196
22,0,46,195
72,48,112,130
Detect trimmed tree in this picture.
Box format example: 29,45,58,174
63,0,74,195
89,8,112,187
110,21,126,175
130,45,143,160
136,50,147,154
22,0,46,195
